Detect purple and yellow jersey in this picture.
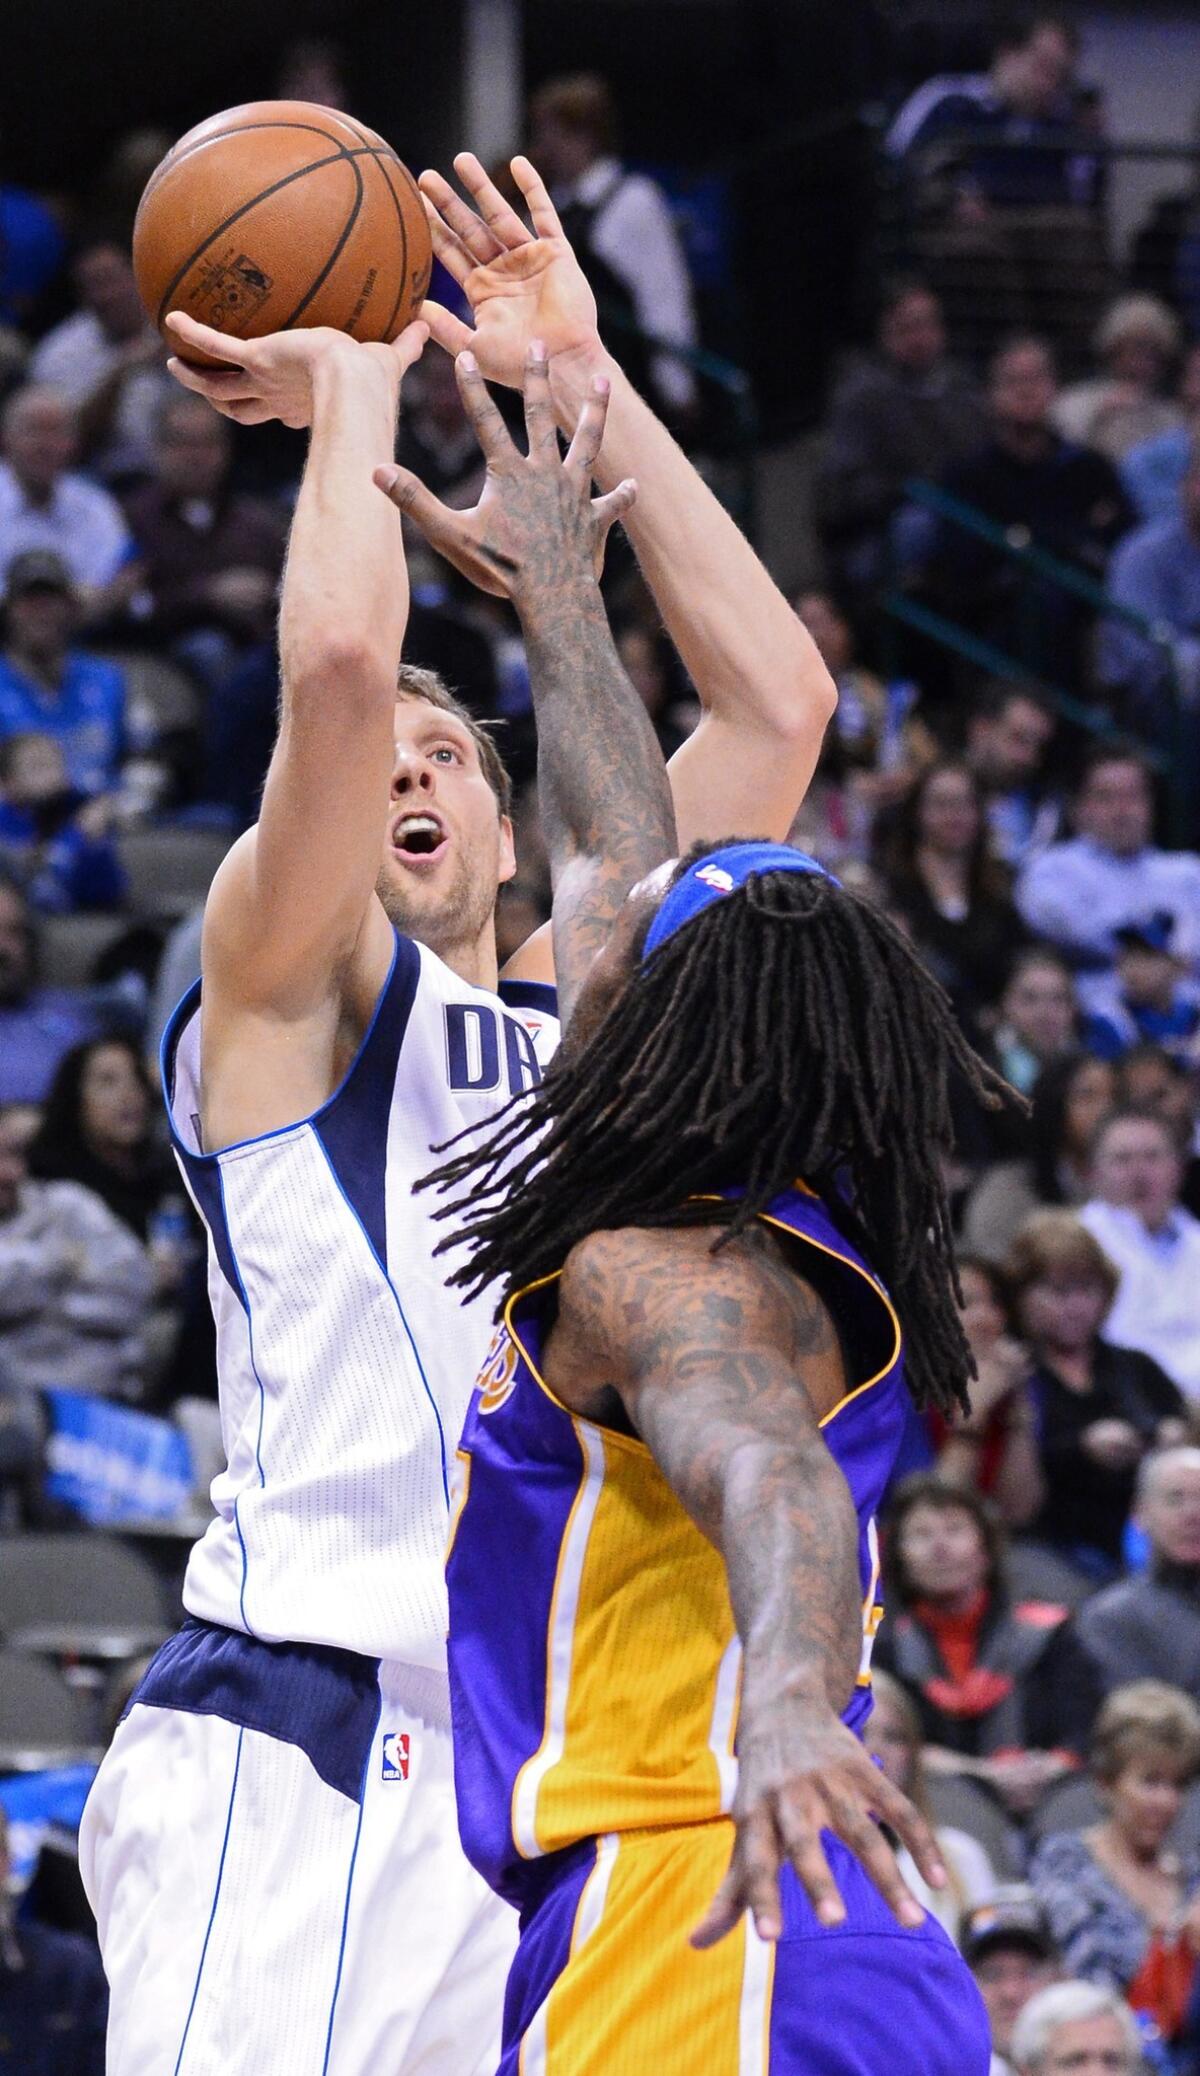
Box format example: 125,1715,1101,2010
446,1185,905,1910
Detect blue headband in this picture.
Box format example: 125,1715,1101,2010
642,843,838,961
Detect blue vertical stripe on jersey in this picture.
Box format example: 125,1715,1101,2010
320,1688,382,2075
309,931,420,1267
173,1724,244,2076
216,1164,266,1635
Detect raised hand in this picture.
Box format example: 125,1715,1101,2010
163,312,428,428
417,154,603,392
692,1689,944,1948
373,342,635,601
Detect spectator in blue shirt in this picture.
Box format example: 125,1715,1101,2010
0,552,126,796
0,732,124,913
1100,437,1200,716
1083,914,1200,1066
0,873,116,1106
0,184,64,329
0,1806,106,2076
1120,343,1200,524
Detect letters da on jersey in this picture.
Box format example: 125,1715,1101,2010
444,1003,543,1097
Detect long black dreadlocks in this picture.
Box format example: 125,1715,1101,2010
423,850,1015,1416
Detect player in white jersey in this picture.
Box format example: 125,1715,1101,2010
79,155,838,2076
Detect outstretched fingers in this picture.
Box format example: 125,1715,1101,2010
522,343,558,460
866,1765,947,1899
592,479,637,535
164,311,251,369
420,300,476,361
454,352,518,465
418,166,507,264
564,375,612,475
419,194,476,289
691,1803,784,1950
373,462,454,540
451,152,534,251
510,156,567,242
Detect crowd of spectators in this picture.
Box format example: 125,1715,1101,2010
7,17,1200,2071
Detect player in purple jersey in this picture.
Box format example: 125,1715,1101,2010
430,841,1012,2072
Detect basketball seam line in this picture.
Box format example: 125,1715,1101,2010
152,142,401,330
280,151,366,331
343,119,408,339
139,115,381,202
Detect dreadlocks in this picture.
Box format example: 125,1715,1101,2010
424,851,1015,1416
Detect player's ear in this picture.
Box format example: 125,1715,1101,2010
498,815,517,886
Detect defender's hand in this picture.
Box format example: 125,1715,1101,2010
692,1695,944,1948
164,312,428,428
417,154,604,393
373,343,635,602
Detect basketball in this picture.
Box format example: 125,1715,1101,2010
132,100,432,363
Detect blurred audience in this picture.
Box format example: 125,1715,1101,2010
122,393,285,681
28,1037,177,1246
0,1097,153,1397
0,170,64,331
929,336,1132,680
963,684,1060,869
1017,751,1200,986
0,387,132,602
864,1668,998,1939
875,1474,1103,1818
1122,342,1200,525
815,277,985,592
0,874,116,1105
528,73,698,418
394,350,486,512
935,1254,1044,1530
875,759,1027,1032
1076,1449,1200,1699
963,1887,1062,2076
28,226,169,486
0,551,128,796
1055,296,1183,464
0,1806,106,2075
1082,915,1200,1066
1030,1682,1200,2043
1080,1108,1200,1402
1006,1210,1186,1578
990,950,1080,1097
1101,436,1200,719
0,731,124,913
886,17,1085,213
1009,1980,1144,2076
962,1052,1118,1265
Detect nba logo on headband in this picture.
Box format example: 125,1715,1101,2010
642,843,838,962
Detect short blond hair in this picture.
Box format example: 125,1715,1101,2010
1005,1209,1118,1310
1091,1679,1200,1787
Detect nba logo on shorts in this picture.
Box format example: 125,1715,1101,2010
382,1732,411,1782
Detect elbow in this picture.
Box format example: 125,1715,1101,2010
285,632,396,713
772,649,838,746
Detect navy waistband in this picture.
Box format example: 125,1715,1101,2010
128,1618,381,1804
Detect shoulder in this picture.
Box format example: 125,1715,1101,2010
69,650,125,695
887,74,993,154
1030,1828,1094,1879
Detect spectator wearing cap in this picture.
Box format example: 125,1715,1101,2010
1010,1981,1144,2076
962,1885,1061,2076
875,1474,1103,1819
0,874,116,1106
1076,1448,1200,1699
1030,1682,1200,2046
1100,437,1200,717
122,391,286,685
0,1805,107,2075
815,277,985,592
964,684,1061,869
1055,296,1184,465
0,1096,153,1399
1006,1210,1186,1578
1080,1107,1200,1400
528,73,698,418
28,226,169,486
0,552,127,797
0,731,125,913
1122,342,1200,525
1018,750,1200,983
0,386,132,604
1083,913,1200,1065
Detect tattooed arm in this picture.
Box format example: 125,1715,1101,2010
550,1222,944,1945
375,346,676,1017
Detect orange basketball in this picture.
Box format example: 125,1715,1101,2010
132,101,432,363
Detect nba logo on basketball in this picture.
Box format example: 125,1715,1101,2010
382,1733,411,1782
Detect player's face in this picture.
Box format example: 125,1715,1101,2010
376,698,515,960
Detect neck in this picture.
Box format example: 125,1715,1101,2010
90,1137,139,1176
1044,1343,1093,1386
435,925,499,995
999,422,1051,462
14,473,53,510
7,643,63,688
1096,1817,1165,1871
917,845,968,890
926,1583,986,1619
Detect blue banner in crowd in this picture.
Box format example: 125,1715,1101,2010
0,1766,96,1890
43,1389,193,1524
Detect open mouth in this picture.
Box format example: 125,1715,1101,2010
391,811,448,866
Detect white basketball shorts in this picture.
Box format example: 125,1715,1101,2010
79,1619,516,2075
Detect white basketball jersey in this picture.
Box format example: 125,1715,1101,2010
162,931,559,1670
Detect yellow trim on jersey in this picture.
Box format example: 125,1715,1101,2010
445,1447,472,1565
